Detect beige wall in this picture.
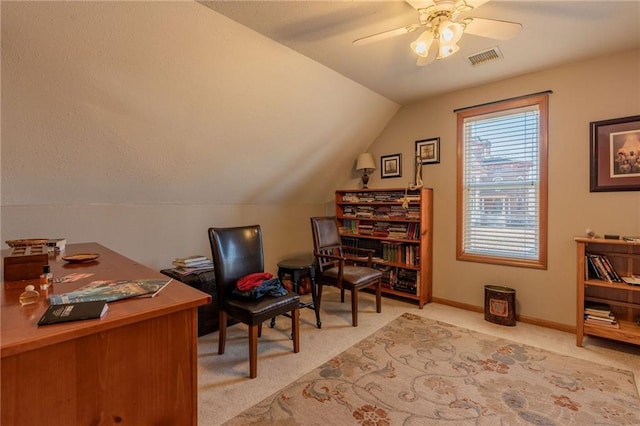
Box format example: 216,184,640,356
3,1,639,329
358,48,640,328
0,2,395,272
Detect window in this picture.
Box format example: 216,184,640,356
456,93,548,269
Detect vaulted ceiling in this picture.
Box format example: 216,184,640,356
201,1,640,105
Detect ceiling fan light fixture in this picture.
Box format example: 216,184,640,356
410,30,434,57
438,20,463,44
437,42,460,59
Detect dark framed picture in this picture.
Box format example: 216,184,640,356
416,137,440,165
590,115,640,192
381,154,401,178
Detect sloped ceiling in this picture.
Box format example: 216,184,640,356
201,0,640,104
1,1,399,207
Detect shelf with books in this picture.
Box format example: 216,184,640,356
336,188,432,308
575,237,640,347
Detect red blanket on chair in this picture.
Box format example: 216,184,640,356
236,272,273,291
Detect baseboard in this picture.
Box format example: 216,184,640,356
431,297,576,334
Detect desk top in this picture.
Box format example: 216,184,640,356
1,242,211,358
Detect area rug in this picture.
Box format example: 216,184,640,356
224,312,639,425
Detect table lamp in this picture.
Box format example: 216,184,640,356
356,153,376,189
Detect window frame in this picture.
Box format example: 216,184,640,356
456,93,548,269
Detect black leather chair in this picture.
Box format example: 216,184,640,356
310,216,382,327
208,225,300,378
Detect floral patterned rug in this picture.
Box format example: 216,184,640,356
224,312,639,425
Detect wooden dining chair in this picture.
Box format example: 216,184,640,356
310,216,382,327
208,225,300,378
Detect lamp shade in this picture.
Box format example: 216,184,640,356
356,153,376,171
410,30,434,57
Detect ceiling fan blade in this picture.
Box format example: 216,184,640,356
407,0,489,12
465,0,490,9
463,18,522,40
405,0,435,11
353,24,422,46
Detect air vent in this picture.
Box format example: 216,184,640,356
467,47,503,66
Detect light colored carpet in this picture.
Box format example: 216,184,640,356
223,312,640,425
198,288,640,425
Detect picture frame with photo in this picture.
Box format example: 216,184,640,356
416,137,440,165
381,154,401,179
590,115,640,192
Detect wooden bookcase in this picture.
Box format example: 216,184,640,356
575,237,640,346
335,188,432,308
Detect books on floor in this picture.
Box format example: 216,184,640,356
48,278,172,304
38,300,108,326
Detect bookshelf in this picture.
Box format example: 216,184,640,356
575,237,640,346
335,188,432,308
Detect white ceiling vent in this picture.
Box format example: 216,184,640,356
467,47,503,66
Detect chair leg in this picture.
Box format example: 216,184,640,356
249,324,259,379
376,279,382,313
291,308,300,353
258,322,263,337
351,288,358,327
218,310,227,355
341,288,345,303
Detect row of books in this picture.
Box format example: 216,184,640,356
341,191,420,203
586,253,623,283
583,302,619,328
379,241,420,266
375,266,419,294
341,205,420,220
342,237,420,266
341,220,420,240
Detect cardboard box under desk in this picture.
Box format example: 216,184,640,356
3,246,48,284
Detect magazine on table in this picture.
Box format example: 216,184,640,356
38,300,108,326
48,278,172,304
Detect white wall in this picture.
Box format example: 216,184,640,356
360,48,640,328
1,2,398,271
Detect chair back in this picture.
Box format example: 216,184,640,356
208,225,264,305
310,216,343,274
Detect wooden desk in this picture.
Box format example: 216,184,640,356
1,243,210,425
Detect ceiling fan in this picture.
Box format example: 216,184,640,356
353,0,522,66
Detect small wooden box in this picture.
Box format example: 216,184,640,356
3,246,48,282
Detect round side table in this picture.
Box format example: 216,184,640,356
277,254,321,328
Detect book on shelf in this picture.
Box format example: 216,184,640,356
584,315,620,328
621,276,640,286
622,236,640,243
586,254,623,283
37,300,108,326
48,278,172,304
583,302,618,328
584,302,614,317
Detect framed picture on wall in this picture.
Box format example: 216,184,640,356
590,115,640,192
416,137,440,165
381,154,401,178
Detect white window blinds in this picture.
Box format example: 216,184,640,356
458,94,548,268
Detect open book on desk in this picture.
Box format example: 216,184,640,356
49,278,172,304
